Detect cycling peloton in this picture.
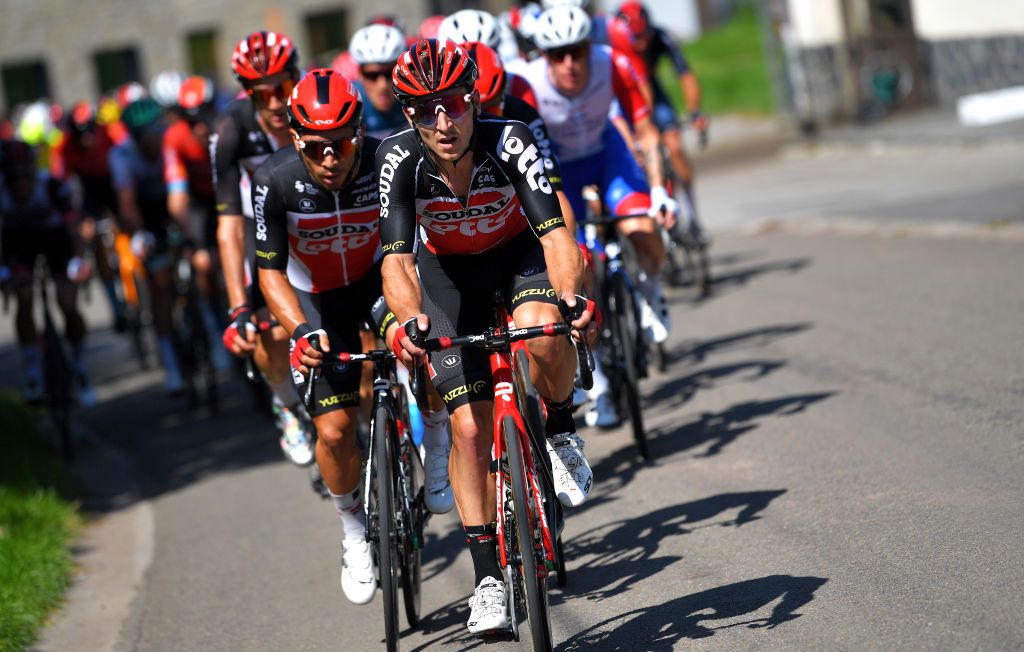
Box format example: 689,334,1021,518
381,38,594,634
254,68,455,605
213,31,311,464
346,25,408,140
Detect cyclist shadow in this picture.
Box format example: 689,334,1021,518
555,490,787,604
669,322,813,367
645,359,787,411
690,256,812,305
649,392,835,459
556,574,829,650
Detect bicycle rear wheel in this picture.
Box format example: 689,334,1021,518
503,416,553,651
372,406,401,651
608,275,649,460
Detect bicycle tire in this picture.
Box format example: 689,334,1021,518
42,303,74,461
513,348,545,451
373,406,401,652
503,415,553,651
399,429,423,628
609,275,649,460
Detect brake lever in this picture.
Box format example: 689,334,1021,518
302,333,323,411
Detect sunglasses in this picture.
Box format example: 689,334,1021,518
406,93,473,128
247,78,295,106
297,135,359,162
545,43,589,62
360,67,391,82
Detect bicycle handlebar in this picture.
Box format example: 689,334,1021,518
301,334,396,411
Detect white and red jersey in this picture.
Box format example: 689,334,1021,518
521,44,650,162
252,139,382,293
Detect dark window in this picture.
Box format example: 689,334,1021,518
2,61,51,110
94,47,141,95
305,9,348,67
187,30,219,80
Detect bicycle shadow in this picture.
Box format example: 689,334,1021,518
645,359,787,410
669,322,812,367
557,574,829,650
648,392,836,459
692,257,812,305
555,490,787,604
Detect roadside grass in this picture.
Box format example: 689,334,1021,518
0,391,81,652
658,3,774,115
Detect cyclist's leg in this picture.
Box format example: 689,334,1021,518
5,232,43,399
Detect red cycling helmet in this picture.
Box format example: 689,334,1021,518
418,15,446,39
287,68,363,133
616,1,651,37
462,42,506,106
392,39,478,105
70,101,97,132
231,31,298,84
607,16,639,53
178,76,215,114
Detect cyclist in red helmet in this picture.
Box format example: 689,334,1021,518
617,0,710,245
383,39,594,634
213,31,312,464
254,68,410,605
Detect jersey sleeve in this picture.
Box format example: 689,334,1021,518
212,112,243,216
611,52,651,125
251,159,288,270
494,120,564,238
376,137,418,256
162,126,189,194
108,145,134,191
656,28,690,75
512,100,564,193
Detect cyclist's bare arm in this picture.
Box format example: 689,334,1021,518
381,253,422,326
167,190,190,231
257,268,307,337
216,214,249,309
634,113,666,189
540,227,583,300
115,187,143,233
681,71,702,115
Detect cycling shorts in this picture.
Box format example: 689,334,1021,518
1,226,73,279
290,263,394,417
417,229,559,412
651,87,682,132
79,176,118,220
560,124,651,235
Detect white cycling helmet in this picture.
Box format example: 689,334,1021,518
348,24,406,66
149,70,187,108
439,9,502,49
533,6,592,51
541,0,590,9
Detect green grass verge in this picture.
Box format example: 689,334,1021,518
657,3,774,115
0,392,81,652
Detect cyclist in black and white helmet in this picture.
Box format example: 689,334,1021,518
347,24,408,140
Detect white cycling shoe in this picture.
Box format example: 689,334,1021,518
638,279,671,344
585,392,619,429
467,576,509,634
546,432,593,507
424,444,455,514
275,401,314,466
340,538,377,605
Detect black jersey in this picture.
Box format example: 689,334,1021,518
501,95,563,193
377,117,565,257
253,138,382,293
211,98,281,219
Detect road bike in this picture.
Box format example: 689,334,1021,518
410,294,593,651
303,340,427,652
582,216,651,459
660,141,711,300
168,235,219,411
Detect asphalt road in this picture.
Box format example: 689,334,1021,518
9,229,1017,651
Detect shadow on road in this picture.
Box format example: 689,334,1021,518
650,392,835,459
557,574,828,650
670,322,813,367
556,490,787,604
646,359,787,410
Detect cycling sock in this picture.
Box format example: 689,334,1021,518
465,523,502,584
330,487,366,542
421,410,450,452
543,394,575,438
265,373,301,410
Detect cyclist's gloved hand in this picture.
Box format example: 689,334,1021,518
649,185,678,230
559,292,599,343
222,304,257,356
290,323,328,376
391,315,430,366
65,256,91,284
130,230,156,260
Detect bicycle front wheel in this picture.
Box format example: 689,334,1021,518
503,416,553,651
608,275,649,460
372,406,401,651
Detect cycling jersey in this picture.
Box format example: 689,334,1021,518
353,81,407,140
640,27,691,131
377,117,564,257
520,44,649,163
109,135,171,234
51,127,119,218
211,98,281,219
253,138,383,293
163,119,215,198
498,95,562,192
508,73,538,109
